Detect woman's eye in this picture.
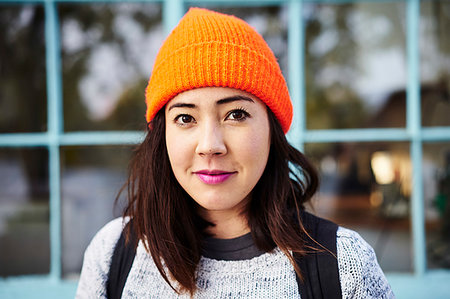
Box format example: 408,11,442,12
175,114,195,125
227,109,249,121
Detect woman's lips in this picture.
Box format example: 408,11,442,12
194,170,236,185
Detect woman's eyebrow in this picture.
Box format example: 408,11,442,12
216,95,254,105
168,103,196,111
168,95,254,111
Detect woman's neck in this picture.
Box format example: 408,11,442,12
203,210,250,239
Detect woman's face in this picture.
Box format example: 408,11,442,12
165,87,270,220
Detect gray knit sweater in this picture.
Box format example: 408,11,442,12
76,218,395,298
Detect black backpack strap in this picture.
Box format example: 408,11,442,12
106,219,138,299
294,211,342,299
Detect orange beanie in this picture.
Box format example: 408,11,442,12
145,7,293,133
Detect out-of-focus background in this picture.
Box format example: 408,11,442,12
0,0,449,298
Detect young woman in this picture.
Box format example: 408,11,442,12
76,8,394,298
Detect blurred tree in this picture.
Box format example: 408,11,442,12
0,6,49,201
0,6,47,133
105,78,147,131
305,4,368,130
0,4,161,200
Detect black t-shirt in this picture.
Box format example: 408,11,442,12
201,232,265,261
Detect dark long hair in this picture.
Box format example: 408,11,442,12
122,107,319,295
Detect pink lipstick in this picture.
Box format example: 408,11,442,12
194,170,235,185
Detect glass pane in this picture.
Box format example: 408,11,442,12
189,5,288,78
61,145,132,278
59,3,163,131
0,5,47,133
420,1,450,127
424,143,450,269
305,142,412,272
304,2,407,129
0,148,49,276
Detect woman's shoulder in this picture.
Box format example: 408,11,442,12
336,226,395,298
76,217,129,298
86,217,129,255
93,217,128,242
336,226,383,269
336,226,371,251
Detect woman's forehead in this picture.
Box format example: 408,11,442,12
165,87,263,110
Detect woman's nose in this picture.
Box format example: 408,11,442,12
195,122,227,157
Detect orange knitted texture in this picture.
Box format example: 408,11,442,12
145,7,293,133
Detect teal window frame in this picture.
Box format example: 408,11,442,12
0,0,449,297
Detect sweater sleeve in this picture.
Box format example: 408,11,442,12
75,217,125,299
336,227,395,299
